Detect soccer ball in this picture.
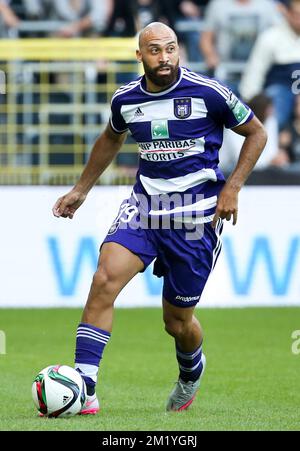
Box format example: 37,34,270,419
32,365,86,418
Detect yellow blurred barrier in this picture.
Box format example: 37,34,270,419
0,38,137,61
0,38,139,186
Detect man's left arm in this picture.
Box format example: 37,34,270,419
212,116,268,228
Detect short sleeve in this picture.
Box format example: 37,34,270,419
207,87,254,129
109,96,128,134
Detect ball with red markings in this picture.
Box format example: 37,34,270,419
32,365,86,418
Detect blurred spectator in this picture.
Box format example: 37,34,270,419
278,95,300,170
135,0,158,29
23,0,113,36
240,0,300,130
104,0,137,37
171,1,210,62
10,0,27,19
22,0,47,19
135,0,172,30
0,0,20,36
219,94,285,173
200,0,280,90
276,0,291,5
104,0,139,86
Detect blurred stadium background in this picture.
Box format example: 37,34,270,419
0,0,300,431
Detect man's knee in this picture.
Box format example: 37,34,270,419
164,316,189,339
92,264,118,295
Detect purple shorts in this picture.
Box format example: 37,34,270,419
102,197,223,308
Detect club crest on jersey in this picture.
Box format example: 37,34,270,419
174,98,192,119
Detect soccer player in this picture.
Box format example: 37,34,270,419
52,22,267,413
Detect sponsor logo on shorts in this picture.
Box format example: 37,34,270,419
107,221,120,235
107,203,139,235
175,295,200,302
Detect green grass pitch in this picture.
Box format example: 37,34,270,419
0,307,299,431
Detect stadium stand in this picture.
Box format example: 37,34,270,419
0,0,299,185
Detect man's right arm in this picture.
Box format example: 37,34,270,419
52,124,127,219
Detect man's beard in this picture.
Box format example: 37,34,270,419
143,60,179,89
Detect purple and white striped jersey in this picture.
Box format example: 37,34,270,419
110,67,254,221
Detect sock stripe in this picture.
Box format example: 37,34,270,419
176,345,202,361
79,322,111,334
76,330,110,343
77,327,110,341
75,323,111,391
175,343,204,383
76,333,109,345
179,359,203,373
